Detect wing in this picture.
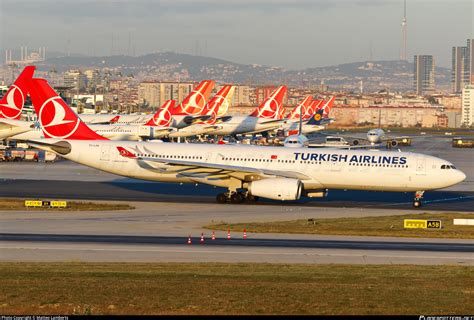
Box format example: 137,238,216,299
120,148,311,182
0,120,35,139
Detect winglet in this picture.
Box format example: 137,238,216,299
109,115,120,124
116,146,137,158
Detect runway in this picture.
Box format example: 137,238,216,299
2,232,473,252
1,232,473,265
0,137,472,265
1,178,473,211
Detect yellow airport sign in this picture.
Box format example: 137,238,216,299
404,219,442,229
24,200,68,208
404,219,427,229
24,200,43,208
51,201,67,208
427,220,442,229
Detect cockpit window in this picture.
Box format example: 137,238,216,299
441,164,456,169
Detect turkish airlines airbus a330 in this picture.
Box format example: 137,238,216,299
25,77,466,207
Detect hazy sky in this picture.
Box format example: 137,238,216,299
1,0,473,69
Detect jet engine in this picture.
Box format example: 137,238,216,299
352,139,360,146
390,140,398,147
248,178,302,201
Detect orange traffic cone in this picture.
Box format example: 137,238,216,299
227,229,231,240
211,231,216,240
243,228,247,239
200,233,205,244
187,235,192,245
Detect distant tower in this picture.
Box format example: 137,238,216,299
400,0,407,61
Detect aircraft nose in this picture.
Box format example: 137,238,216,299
456,170,467,183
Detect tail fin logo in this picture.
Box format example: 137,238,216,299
39,96,80,139
0,85,25,119
182,90,206,115
313,113,322,121
255,86,286,119
179,80,214,116
152,101,173,126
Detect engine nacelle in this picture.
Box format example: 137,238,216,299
352,139,360,146
248,178,302,201
390,139,398,147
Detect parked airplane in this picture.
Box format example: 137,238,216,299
78,80,215,127
168,85,234,138
26,77,466,207
205,85,288,136
0,66,36,139
168,80,216,128
10,98,177,141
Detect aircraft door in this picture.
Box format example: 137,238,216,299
416,158,426,175
100,145,111,161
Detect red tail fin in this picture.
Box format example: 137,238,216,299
0,66,35,120
250,85,287,119
29,78,107,140
144,100,175,127
305,100,322,119
321,96,336,117
201,85,233,124
287,95,313,120
172,80,215,115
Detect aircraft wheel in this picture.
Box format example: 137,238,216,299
230,192,244,204
216,193,228,204
247,194,259,202
413,200,422,208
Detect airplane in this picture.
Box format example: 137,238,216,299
168,80,216,129
204,85,288,136
0,66,36,139
283,102,328,136
8,99,177,141
78,80,215,127
26,77,466,208
168,85,234,138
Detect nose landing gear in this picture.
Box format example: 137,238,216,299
413,191,425,208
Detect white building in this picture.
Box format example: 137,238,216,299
461,85,474,126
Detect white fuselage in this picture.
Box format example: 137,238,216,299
282,120,325,134
8,123,173,141
0,119,33,139
205,116,283,136
36,140,465,193
79,114,152,125
367,128,385,144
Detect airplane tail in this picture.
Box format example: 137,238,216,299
306,99,322,118
249,85,287,119
305,108,325,126
217,85,234,117
144,100,175,127
28,78,107,140
0,66,35,120
200,85,234,124
287,95,313,120
321,96,336,117
172,80,215,115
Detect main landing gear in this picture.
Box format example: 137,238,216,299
216,191,259,204
413,191,425,208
